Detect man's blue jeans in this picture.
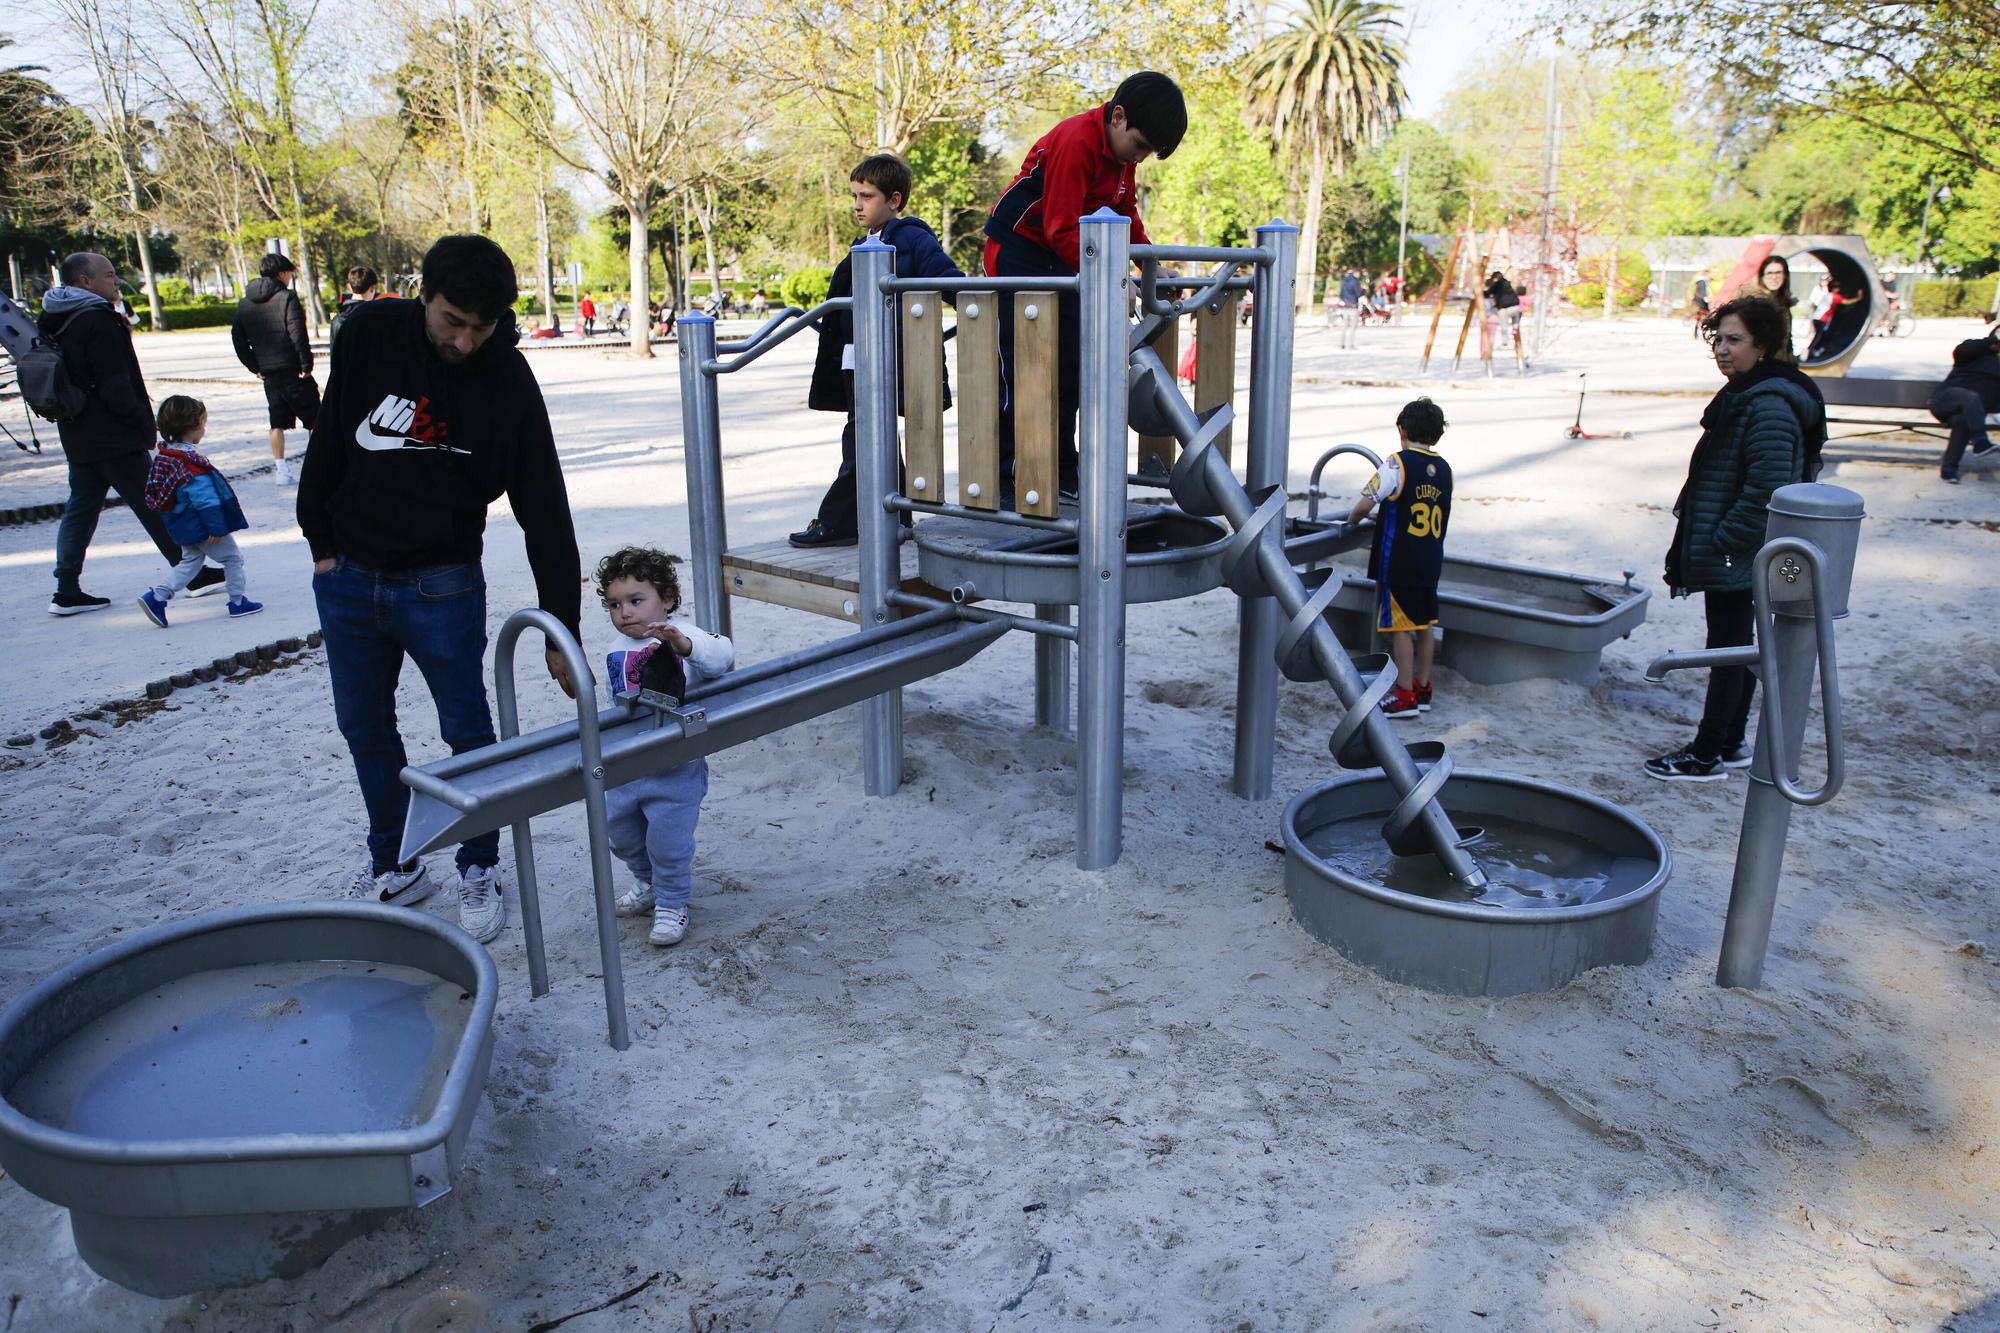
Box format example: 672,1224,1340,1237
314,558,499,874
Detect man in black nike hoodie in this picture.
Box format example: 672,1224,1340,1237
298,233,581,946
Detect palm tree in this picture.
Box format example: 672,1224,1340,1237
1248,0,1406,309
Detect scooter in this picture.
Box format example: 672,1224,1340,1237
1563,372,1633,440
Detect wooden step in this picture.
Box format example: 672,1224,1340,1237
720,536,929,623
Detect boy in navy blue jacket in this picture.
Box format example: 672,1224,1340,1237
789,154,963,548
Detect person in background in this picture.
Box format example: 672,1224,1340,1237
39,252,215,613
1930,330,2000,485
1751,253,1798,361
231,252,317,487
579,291,596,336
1484,269,1523,351
1330,267,1363,349
1650,296,1825,782
138,395,261,626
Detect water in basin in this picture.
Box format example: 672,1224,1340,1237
11,960,470,1140
1301,812,1658,910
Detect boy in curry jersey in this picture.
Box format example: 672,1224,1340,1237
1348,398,1452,718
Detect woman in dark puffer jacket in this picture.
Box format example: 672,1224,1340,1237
1648,296,1827,782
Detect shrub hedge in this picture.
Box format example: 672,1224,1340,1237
1911,277,1999,320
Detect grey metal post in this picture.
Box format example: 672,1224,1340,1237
676,312,730,639
1716,484,1862,989
1076,209,1132,870
850,238,904,796
493,608,630,1051
1034,603,1072,731
1232,221,1299,800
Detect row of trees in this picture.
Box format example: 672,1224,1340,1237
2,0,1992,352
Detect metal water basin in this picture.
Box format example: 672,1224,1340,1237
1297,537,1651,684
0,902,497,1296
1282,771,1670,996
915,508,1230,605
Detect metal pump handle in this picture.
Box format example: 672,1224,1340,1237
1305,443,1385,522
1750,537,1845,807
493,607,630,1050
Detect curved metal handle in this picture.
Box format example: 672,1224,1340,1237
1305,443,1384,522
494,607,600,750
1138,257,1249,319
1750,537,1844,806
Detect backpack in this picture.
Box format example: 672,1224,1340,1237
16,332,88,423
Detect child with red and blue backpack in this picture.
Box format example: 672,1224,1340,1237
138,395,261,626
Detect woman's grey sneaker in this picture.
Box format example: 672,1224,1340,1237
1720,743,1754,769
1644,747,1726,782
347,860,433,906
458,864,506,943
48,590,111,616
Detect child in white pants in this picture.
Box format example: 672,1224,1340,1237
138,396,260,627
595,546,734,946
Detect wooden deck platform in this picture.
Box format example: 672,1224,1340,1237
720,536,930,623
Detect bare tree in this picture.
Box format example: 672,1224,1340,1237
506,0,733,355
153,101,256,287
56,0,169,329
156,0,333,331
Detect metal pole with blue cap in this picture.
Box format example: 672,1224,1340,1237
676,310,730,638
1076,208,1131,869
850,236,904,795
1232,220,1299,799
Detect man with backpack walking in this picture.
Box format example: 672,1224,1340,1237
32,252,218,615
232,252,318,487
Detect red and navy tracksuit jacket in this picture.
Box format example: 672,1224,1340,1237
983,105,1150,275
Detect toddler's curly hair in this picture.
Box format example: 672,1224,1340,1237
595,546,683,612
156,395,207,442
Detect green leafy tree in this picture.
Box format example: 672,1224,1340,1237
1247,0,1407,307
1142,81,1285,247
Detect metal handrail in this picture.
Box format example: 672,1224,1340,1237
714,306,805,353
493,607,629,1050
1306,443,1384,522
1131,243,1274,266
1750,537,1845,806
878,275,1080,294
704,298,847,374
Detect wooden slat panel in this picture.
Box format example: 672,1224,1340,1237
1013,290,1059,518
955,296,1001,510
901,293,945,506
1136,315,1179,475
1195,295,1238,466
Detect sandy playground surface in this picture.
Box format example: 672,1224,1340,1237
0,311,1995,1330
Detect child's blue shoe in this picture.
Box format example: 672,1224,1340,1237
227,597,263,618
137,589,169,628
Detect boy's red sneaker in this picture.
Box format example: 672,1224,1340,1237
1380,687,1421,719
1415,680,1433,712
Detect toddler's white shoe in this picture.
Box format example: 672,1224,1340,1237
649,905,689,947
458,864,506,943
346,860,432,907
614,883,655,916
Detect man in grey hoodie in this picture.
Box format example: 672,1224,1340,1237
40,252,216,615
232,252,317,486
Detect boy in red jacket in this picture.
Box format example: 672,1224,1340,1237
984,71,1186,500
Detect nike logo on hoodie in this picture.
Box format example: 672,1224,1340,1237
356,393,471,455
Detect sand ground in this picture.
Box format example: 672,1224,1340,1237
0,308,1995,1331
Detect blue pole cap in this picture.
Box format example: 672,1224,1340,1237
1080,207,1131,226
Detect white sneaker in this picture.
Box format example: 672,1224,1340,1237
274,456,293,486
614,883,655,916
458,864,506,943
649,905,689,947
346,860,433,907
